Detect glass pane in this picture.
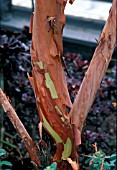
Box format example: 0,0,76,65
65,0,112,21
12,0,112,21
12,0,32,8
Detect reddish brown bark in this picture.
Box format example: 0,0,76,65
29,0,116,169
0,88,40,167
69,0,116,133
0,0,116,169
29,0,76,166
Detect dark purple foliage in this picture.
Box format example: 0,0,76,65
0,27,116,169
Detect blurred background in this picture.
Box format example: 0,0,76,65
0,0,114,58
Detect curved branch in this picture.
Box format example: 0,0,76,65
70,0,116,133
0,88,40,167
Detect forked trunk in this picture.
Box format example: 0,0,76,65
29,0,116,169
29,0,78,169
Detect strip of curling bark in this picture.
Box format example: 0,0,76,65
0,88,40,167
29,0,77,166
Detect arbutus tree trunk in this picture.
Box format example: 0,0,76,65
0,0,115,170
29,0,116,169
29,0,77,169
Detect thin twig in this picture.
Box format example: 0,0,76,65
0,88,40,167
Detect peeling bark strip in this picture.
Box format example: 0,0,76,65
0,88,40,167
29,0,77,166
70,0,116,133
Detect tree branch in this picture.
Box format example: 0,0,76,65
0,88,40,167
70,0,116,133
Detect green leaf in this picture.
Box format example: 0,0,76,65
62,138,72,159
93,163,101,169
85,157,93,164
50,162,57,169
0,149,6,157
93,157,103,164
110,153,116,161
110,160,116,167
104,162,111,170
0,161,12,167
95,150,105,158
44,167,51,170
93,163,98,167
88,164,96,170
105,156,110,159
1,140,17,149
45,72,58,99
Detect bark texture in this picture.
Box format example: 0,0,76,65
0,88,40,167
70,0,116,133
29,0,116,169
29,1,77,168
0,0,116,169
